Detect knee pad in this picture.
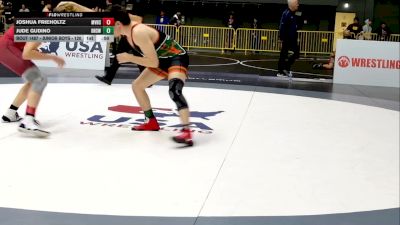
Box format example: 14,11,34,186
169,78,188,111
22,67,48,94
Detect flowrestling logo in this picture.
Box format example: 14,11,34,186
338,56,400,70
81,105,224,134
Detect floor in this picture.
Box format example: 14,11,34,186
0,52,399,225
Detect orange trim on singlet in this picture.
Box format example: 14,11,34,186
169,69,188,75
148,66,188,77
148,68,168,77
168,67,188,75
168,66,188,73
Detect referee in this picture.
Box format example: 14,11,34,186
277,0,299,77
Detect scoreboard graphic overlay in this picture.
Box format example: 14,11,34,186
14,13,114,42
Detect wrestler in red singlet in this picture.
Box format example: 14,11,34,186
1,25,65,137
0,26,35,76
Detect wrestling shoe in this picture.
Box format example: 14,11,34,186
132,118,160,131
2,109,22,123
172,128,193,146
95,75,112,85
277,70,290,77
18,116,50,138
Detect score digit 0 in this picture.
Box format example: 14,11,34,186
102,18,115,26
103,27,114,35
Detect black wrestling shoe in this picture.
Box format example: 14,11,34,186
95,75,112,85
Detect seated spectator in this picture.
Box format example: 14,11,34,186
313,52,335,70
19,4,30,12
362,18,372,40
363,18,372,33
375,22,392,41
344,17,362,39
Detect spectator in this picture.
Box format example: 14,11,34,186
170,12,182,27
42,2,52,12
4,1,12,31
251,17,261,53
363,18,372,33
278,0,300,77
251,17,260,29
156,10,169,25
313,51,335,70
181,14,185,25
38,0,46,12
375,22,392,41
226,14,238,29
362,18,372,40
105,0,112,11
344,17,362,39
19,4,30,12
225,14,237,53
0,0,4,33
0,0,4,16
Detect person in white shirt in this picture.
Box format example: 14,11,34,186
19,4,30,12
363,19,372,33
361,18,372,40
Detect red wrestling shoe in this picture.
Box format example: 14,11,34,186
172,128,193,146
132,118,160,131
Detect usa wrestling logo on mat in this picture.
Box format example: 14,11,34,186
80,105,224,134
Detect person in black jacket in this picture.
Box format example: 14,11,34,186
277,0,299,77
375,22,392,41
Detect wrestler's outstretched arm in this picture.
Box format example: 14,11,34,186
23,42,65,68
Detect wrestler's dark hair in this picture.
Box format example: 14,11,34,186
109,5,131,25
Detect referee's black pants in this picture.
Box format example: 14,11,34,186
278,41,299,73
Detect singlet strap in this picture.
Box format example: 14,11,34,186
130,23,140,47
